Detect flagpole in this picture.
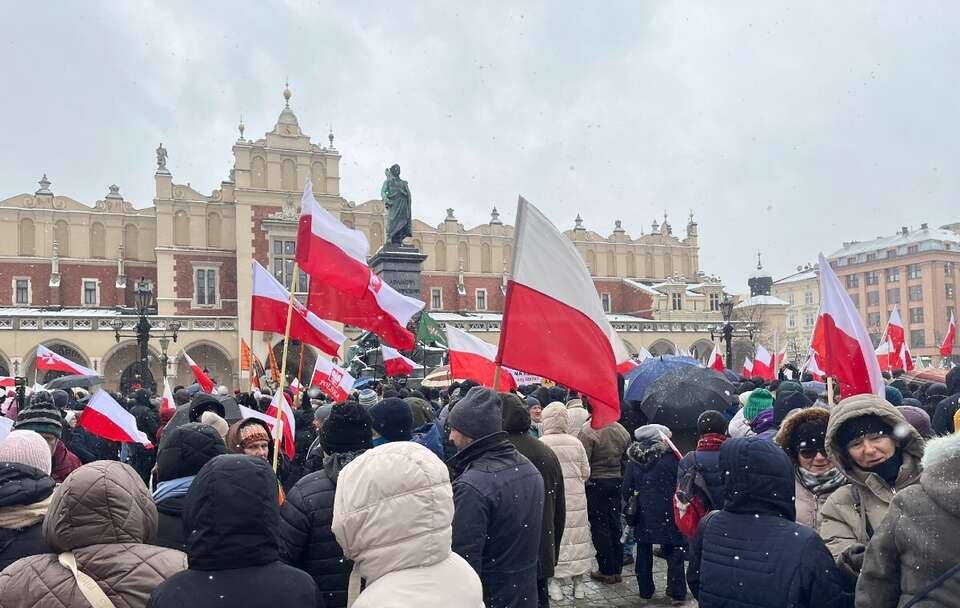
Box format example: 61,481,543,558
249,328,256,392
827,376,835,406
492,364,502,392
273,263,299,473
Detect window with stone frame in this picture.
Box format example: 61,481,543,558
82,279,99,306
887,287,900,304
601,292,612,313
13,278,30,306
195,268,219,306
909,307,924,324
804,290,814,305
671,292,682,311
910,329,925,347
272,239,308,293
430,287,443,311
846,274,859,288
865,271,879,286
907,263,922,280
909,285,922,302
866,291,880,306
886,267,900,282
709,292,720,311
475,288,487,311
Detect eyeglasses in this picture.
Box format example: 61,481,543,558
798,447,827,459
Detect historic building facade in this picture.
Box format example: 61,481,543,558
0,87,727,391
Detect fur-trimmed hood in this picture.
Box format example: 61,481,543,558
774,407,830,464
920,432,960,518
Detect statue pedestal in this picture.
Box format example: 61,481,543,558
369,244,428,300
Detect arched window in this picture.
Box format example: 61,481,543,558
18,219,34,256
124,225,139,260
458,241,470,271
90,223,106,258
54,220,70,257
369,222,383,253
311,161,327,194
435,241,447,271
606,250,616,277
251,156,266,188
207,212,222,248
281,158,297,191
174,211,190,247
481,243,492,273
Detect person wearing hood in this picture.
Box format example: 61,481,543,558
622,424,686,604
148,455,322,608
14,390,81,483
932,366,960,436
278,402,373,608
685,437,851,608
855,429,960,606
820,394,924,587
225,416,298,491
153,422,226,551
501,393,566,606
773,407,846,532
0,430,55,569
0,461,187,607
448,387,544,608
331,441,482,607
564,397,590,439
539,402,594,600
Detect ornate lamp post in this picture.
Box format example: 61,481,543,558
711,295,754,371
110,277,180,392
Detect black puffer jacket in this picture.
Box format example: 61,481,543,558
622,440,684,545
148,455,322,608
277,450,366,608
0,463,55,570
154,423,226,551
687,437,852,608
932,366,960,435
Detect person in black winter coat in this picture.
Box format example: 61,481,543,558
501,393,566,607
0,430,55,570
153,422,226,551
676,410,728,512
148,454,322,608
686,437,852,608
932,366,960,435
127,388,160,484
448,387,544,608
622,424,686,603
278,402,373,608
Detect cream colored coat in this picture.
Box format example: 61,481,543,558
564,400,590,439
539,403,594,579
331,442,483,608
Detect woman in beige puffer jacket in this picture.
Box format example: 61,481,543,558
331,441,482,608
539,403,594,598
0,461,187,608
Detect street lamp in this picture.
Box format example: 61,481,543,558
111,278,179,393
711,295,754,372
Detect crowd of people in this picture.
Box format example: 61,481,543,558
0,364,956,607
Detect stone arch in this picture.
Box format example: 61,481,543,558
174,210,190,247
458,241,470,271
124,224,139,260
23,341,92,384
281,158,297,191
435,240,447,271
19,218,34,256
481,243,492,273
206,212,222,248
90,222,106,258
311,161,327,194
251,155,267,188
174,341,234,390
647,339,676,357
620,338,639,355
54,220,70,257
369,221,383,253
270,340,317,388
100,341,164,393
689,339,716,363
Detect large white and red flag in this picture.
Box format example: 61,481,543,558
296,180,371,298
446,325,517,390
753,345,774,380
161,377,175,412
310,357,355,402
941,311,957,358
251,262,346,357
742,357,753,376
265,390,297,460
901,342,915,372
801,351,825,381
707,344,725,372
381,345,420,377
885,309,906,360
495,197,630,429
875,341,896,371
811,254,885,398
36,345,97,377
182,351,216,393
79,390,153,447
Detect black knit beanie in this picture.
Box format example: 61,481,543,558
697,410,728,436
836,414,893,450
321,402,373,454
788,419,828,459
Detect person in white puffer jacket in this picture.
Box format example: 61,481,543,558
331,441,483,608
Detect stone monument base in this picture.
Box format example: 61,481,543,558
369,244,428,301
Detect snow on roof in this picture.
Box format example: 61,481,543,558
828,226,960,261
733,294,789,309
622,278,663,296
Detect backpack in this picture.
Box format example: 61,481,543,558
673,453,716,538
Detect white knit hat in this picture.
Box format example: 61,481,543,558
200,410,229,439
0,430,52,475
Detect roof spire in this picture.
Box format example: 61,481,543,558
328,126,335,149
283,80,291,108
757,251,763,270
35,174,52,196
238,115,245,140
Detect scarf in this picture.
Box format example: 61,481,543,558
866,448,904,486
152,475,195,503
796,466,846,496
0,495,52,529
697,433,727,452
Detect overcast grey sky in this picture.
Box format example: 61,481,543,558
3,1,957,290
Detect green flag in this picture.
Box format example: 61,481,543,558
416,312,447,347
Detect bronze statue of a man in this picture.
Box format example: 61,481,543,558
381,164,412,246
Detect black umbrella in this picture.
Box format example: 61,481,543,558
640,366,736,431
45,374,105,390
163,396,244,435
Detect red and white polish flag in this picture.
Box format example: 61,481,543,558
182,351,216,394
161,377,175,412
801,351,825,381
251,262,346,357
79,390,153,447
707,344,725,372
811,254,885,398
496,197,631,429
0,377,14,388
265,390,297,460
289,378,302,398
753,345,773,380
310,357,355,402
36,345,97,377
742,357,753,376
940,311,956,358
447,325,518,390
296,179,371,298
901,342,915,372
381,345,420,377
886,309,906,360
